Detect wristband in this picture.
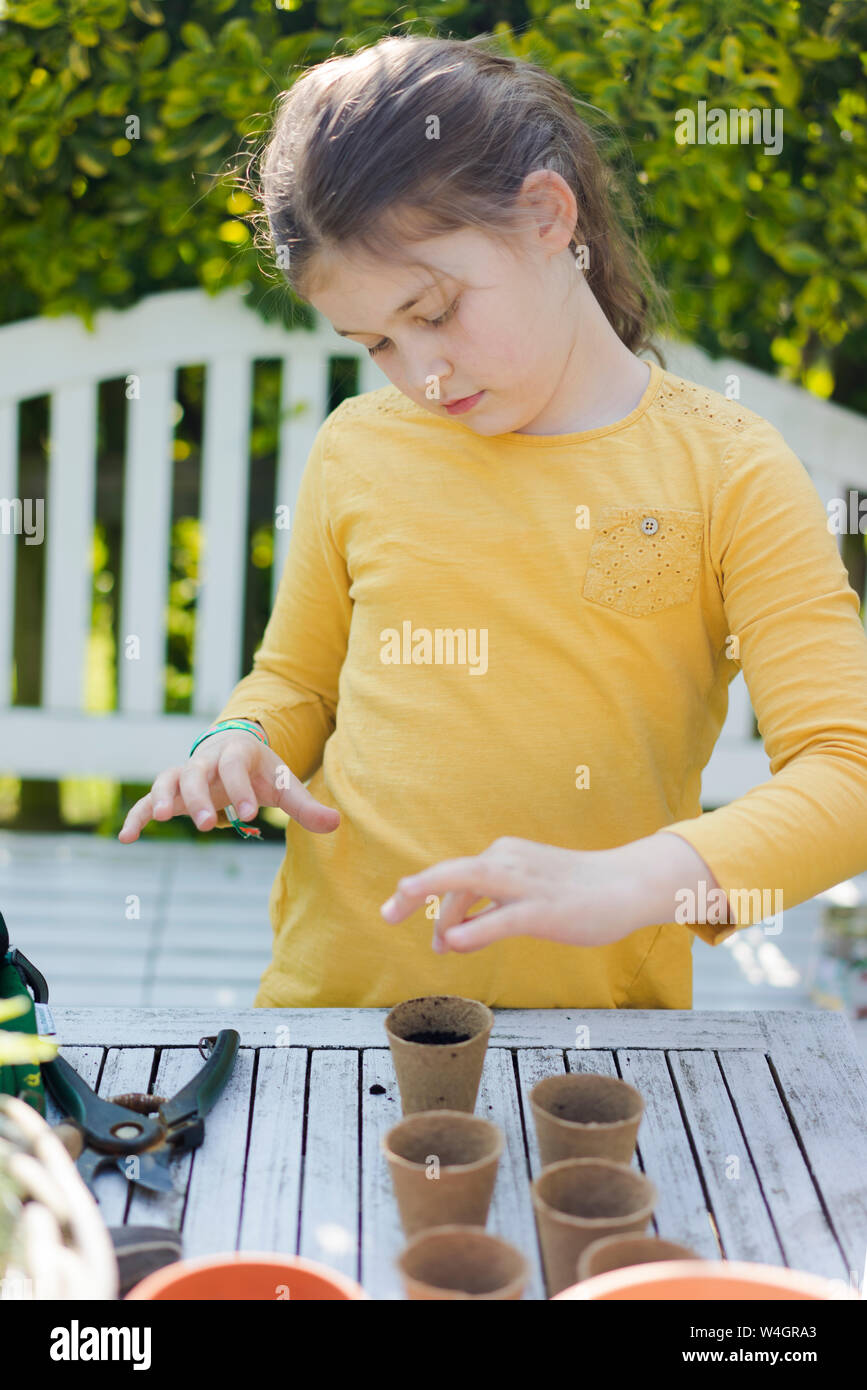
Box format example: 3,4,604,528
189,718,270,758
189,719,270,840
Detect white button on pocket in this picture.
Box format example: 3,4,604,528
583,506,704,617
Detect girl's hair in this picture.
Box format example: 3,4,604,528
251,33,672,363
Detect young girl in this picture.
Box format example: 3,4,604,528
118,34,867,1011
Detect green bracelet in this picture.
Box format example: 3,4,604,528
189,718,270,758
189,719,270,840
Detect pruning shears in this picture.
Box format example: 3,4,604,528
42,1031,240,1197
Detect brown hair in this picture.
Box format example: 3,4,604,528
249,33,672,363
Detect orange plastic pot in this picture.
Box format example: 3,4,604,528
126,1252,369,1301
552,1259,859,1301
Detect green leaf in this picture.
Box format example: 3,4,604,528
7,0,62,27
73,144,109,177
139,30,170,69
30,129,59,167
100,46,133,78
63,90,96,118
67,42,90,80
848,272,867,301
180,22,212,52
771,241,826,274
70,20,101,46
791,38,841,62
129,0,164,23
720,34,743,80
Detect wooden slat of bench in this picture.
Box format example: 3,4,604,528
179,1045,256,1260
564,1047,655,1241
238,1047,307,1253
92,1048,157,1228
43,1045,102,1129
125,1050,195,1234
477,1046,546,1301
298,1051,359,1280
561,1045,644,1178
760,1010,867,1275
564,1047,646,1179
360,1049,406,1301
50,1007,774,1049
668,1051,784,1264
616,1050,721,1259
515,1049,566,1180
43,1045,102,1121
717,1050,847,1280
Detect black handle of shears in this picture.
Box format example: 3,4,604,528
159,1030,240,1138
41,1054,164,1153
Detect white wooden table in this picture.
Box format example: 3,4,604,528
47,1007,867,1300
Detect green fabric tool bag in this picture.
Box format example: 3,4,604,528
0,909,51,1117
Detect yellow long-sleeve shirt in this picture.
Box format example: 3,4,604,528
215,360,867,1008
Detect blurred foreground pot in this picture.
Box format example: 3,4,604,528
553,1259,859,1300
126,1251,369,1300
0,1094,118,1299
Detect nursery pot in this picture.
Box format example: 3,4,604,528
384,995,494,1114
553,1259,860,1301
531,1157,657,1296
126,1252,369,1300
576,1234,701,1282
383,1109,503,1237
530,1072,644,1167
397,1226,529,1301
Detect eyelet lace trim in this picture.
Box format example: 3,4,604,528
652,372,751,432
583,507,704,617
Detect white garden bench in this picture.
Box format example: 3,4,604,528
2,286,866,807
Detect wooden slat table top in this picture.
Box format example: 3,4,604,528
46,1008,867,1300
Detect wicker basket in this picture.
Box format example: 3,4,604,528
0,1095,118,1299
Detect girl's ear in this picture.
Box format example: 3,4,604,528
518,168,578,254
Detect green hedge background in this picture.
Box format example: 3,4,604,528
2,0,865,406
1,0,865,835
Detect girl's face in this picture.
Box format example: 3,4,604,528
303,226,582,437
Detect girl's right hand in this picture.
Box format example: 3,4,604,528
117,729,341,842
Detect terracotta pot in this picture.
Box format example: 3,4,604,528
577,1234,701,1281
553,1260,860,1300
125,1252,369,1300
397,1226,529,1300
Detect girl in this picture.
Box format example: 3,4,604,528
118,34,867,1010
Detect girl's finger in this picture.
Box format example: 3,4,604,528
432,889,477,953
178,762,218,831
267,759,341,833
117,793,156,842
148,769,184,819
216,750,259,822
386,857,523,920
441,902,533,953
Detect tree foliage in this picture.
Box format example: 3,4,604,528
1,0,864,409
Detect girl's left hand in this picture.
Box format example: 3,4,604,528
380,836,642,954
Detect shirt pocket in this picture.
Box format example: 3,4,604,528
582,506,704,617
